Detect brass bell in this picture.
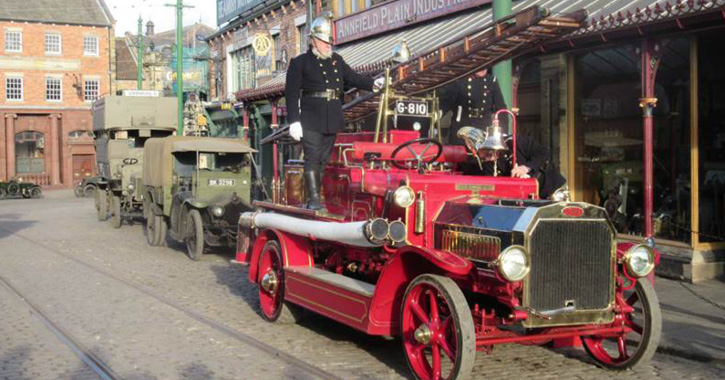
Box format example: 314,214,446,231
481,125,507,151
391,40,411,63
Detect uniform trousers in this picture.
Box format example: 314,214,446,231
303,130,337,173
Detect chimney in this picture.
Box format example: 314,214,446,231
145,20,155,36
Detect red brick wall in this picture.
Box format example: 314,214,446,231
0,21,111,187
0,21,112,106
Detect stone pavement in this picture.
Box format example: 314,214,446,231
1,190,724,380
655,277,725,364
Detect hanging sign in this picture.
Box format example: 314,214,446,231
334,0,492,45
253,33,272,56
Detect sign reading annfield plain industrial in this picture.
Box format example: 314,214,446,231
217,0,263,25
335,0,492,44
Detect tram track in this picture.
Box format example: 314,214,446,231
0,272,120,380
0,227,341,380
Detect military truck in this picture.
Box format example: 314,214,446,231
92,95,177,227
143,136,255,260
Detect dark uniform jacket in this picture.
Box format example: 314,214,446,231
463,135,566,199
286,49,374,134
439,73,508,145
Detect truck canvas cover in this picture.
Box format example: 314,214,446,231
143,136,256,187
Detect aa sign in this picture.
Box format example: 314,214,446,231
253,33,272,56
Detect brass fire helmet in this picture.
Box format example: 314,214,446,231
309,14,333,44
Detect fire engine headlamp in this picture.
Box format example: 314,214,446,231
496,245,530,282
550,186,571,202
624,244,654,277
393,186,415,208
211,205,225,218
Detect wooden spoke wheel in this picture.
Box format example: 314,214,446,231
96,189,108,221
111,195,122,229
29,187,42,199
256,240,302,323
582,279,662,370
185,209,204,261
401,274,475,380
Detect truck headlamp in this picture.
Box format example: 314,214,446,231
496,245,530,282
211,205,225,218
127,183,135,191
624,244,654,277
393,186,415,208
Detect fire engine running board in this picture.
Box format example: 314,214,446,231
284,266,375,330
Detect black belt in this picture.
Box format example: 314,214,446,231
467,108,490,119
302,89,341,101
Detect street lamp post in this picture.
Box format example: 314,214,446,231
166,0,194,136
137,15,144,90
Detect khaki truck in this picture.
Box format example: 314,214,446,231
143,136,256,260
93,95,177,228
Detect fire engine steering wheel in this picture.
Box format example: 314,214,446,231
390,138,443,170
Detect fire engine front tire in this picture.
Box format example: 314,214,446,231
401,274,476,380
582,279,662,370
257,240,303,324
96,189,108,221
185,209,205,261
110,195,122,229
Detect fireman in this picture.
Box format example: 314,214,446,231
285,14,384,210
439,68,508,145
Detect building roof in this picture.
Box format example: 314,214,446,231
0,0,113,27
115,37,137,81
237,0,725,102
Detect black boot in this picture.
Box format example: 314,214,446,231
304,170,325,211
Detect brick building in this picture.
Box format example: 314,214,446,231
0,0,114,188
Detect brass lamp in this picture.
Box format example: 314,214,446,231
391,40,411,63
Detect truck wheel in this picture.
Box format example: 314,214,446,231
185,209,204,261
401,274,476,380
146,212,166,246
256,240,304,323
110,195,122,229
582,279,662,370
74,184,84,197
84,184,96,198
7,181,19,195
29,187,42,199
97,189,108,221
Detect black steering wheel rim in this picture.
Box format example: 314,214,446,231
123,158,139,165
390,138,443,170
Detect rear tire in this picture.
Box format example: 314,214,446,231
111,195,122,229
74,184,84,197
97,189,108,221
84,184,95,198
7,181,19,195
29,187,42,199
185,209,204,261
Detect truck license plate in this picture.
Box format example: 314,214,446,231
395,100,429,117
208,179,235,186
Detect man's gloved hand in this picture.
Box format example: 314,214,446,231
511,164,531,179
289,122,303,141
373,77,386,92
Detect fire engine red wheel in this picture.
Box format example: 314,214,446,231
257,240,301,323
582,279,662,370
401,274,475,380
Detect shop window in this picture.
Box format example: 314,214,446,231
5,30,22,52
575,40,692,242
698,34,725,243
68,130,93,140
298,23,307,55
15,131,45,174
45,33,61,54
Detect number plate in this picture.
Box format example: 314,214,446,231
395,100,429,117
208,178,236,186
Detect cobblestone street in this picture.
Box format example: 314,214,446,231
1,191,723,380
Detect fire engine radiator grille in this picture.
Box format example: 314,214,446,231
527,220,612,312
441,229,501,262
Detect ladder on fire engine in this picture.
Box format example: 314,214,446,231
342,6,588,123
